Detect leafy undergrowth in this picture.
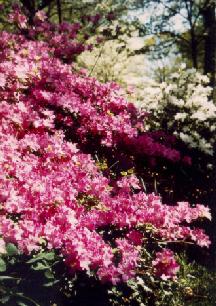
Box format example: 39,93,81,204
0,247,215,306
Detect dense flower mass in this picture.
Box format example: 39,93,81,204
0,11,211,284
134,67,216,155
152,249,180,280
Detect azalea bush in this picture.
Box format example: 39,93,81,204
108,255,216,306
0,5,213,306
133,66,216,155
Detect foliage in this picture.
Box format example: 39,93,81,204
133,65,216,155
1,247,215,305
0,5,213,306
108,254,216,306
76,40,129,84
133,0,214,65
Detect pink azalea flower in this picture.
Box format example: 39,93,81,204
153,249,180,280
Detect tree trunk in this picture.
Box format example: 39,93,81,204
20,0,36,24
202,2,216,270
20,0,55,24
56,0,62,24
211,143,216,270
202,2,216,96
191,28,198,68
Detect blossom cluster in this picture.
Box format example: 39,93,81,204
1,37,187,163
152,249,180,280
8,5,93,63
134,67,216,155
5,6,192,163
0,13,211,284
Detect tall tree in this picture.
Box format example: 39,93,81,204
201,1,216,95
134,0,215,79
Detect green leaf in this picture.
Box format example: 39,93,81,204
17,302,29,306
6,243,18,256
32,261,49,271
0,258,6,272
26,257,41,264
41,251,55,261
0,275,19,280
27,251,55,264
43,279,59,287
15,293,40,306
0,295,10,304
44,270,54,279
142,284,153,293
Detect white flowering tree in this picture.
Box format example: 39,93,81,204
133,65,216,155
76,40,129,84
